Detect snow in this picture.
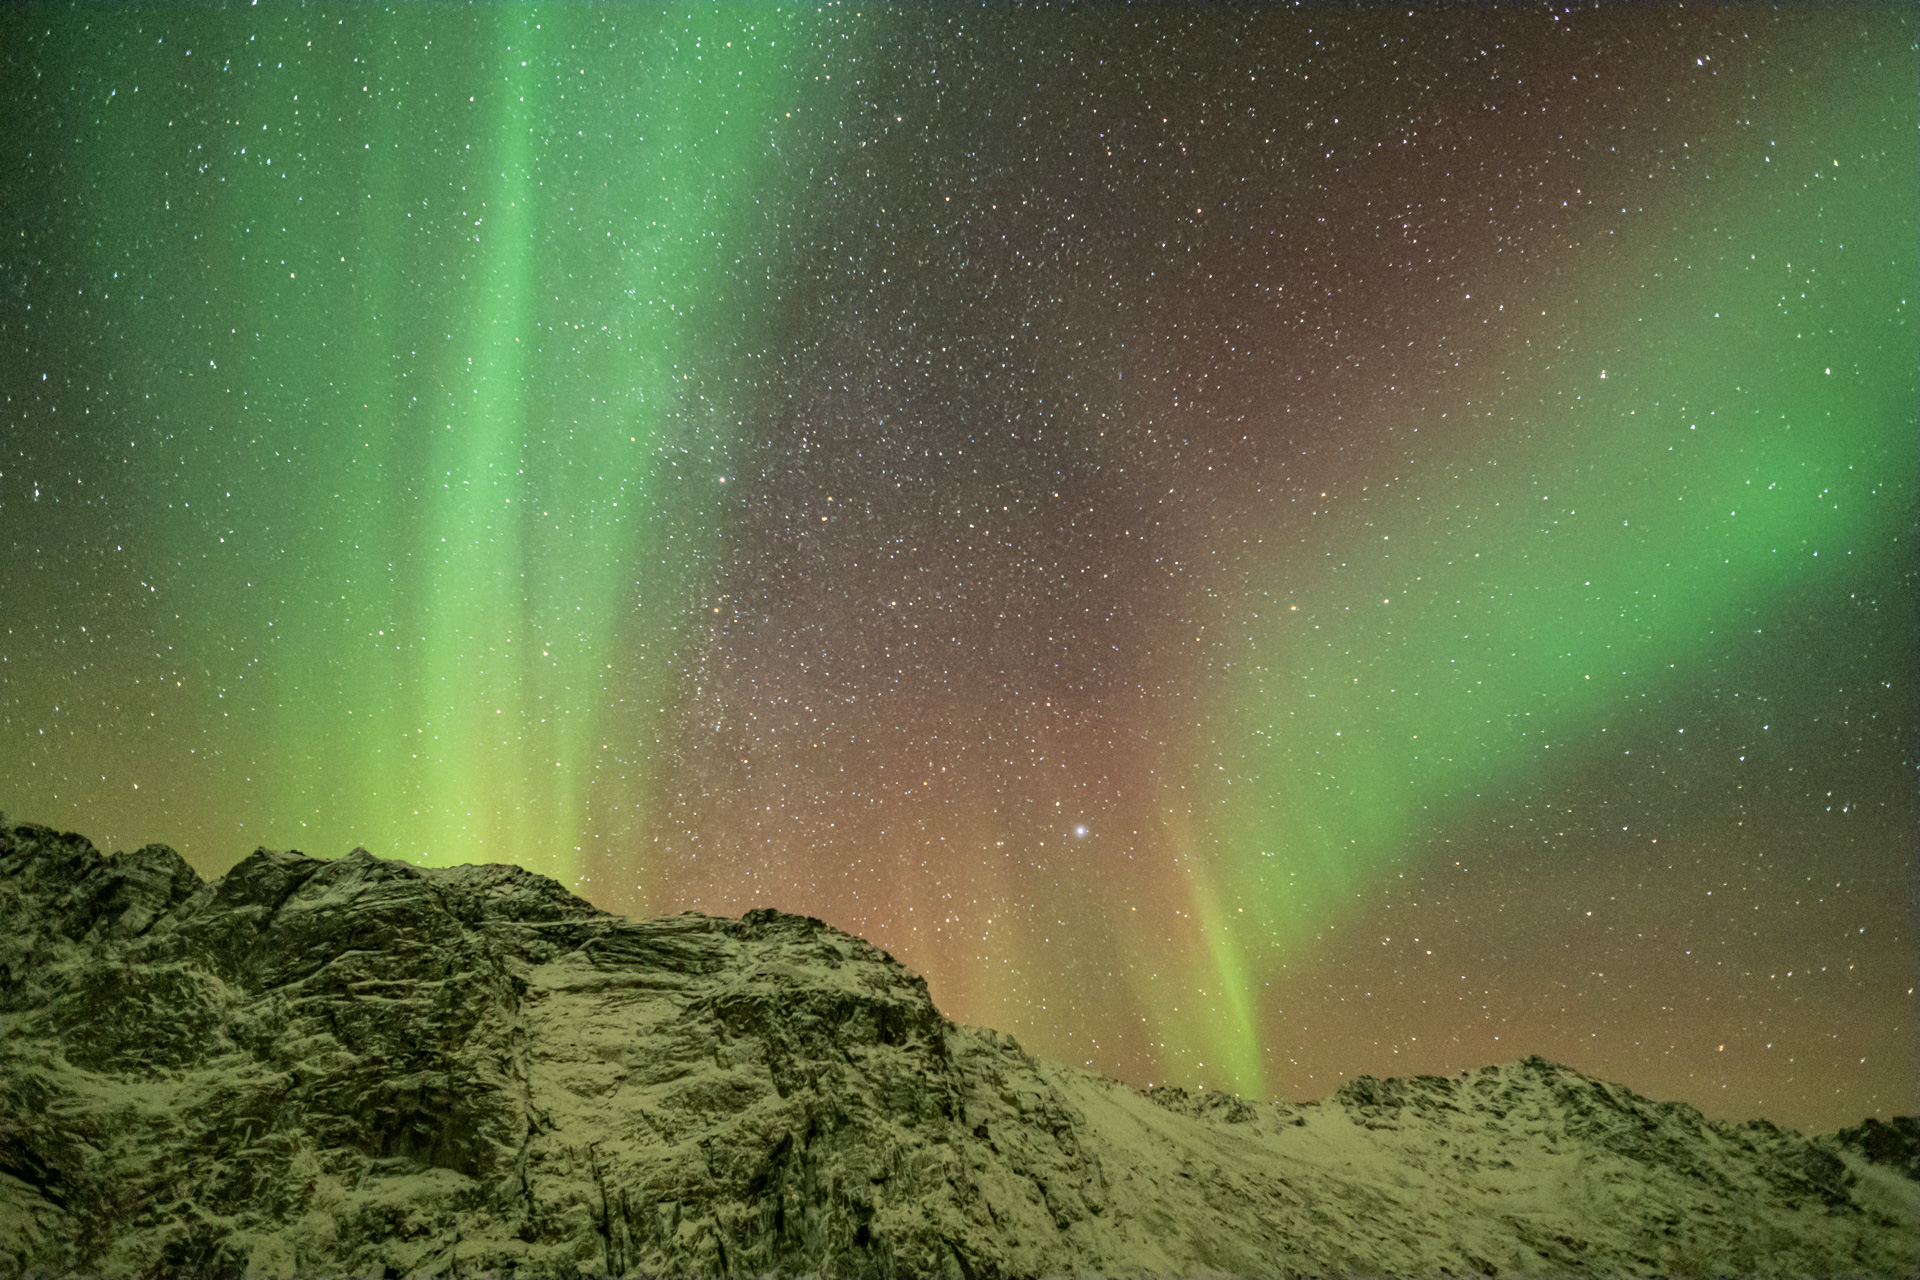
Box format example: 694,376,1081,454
3,824,1914,1278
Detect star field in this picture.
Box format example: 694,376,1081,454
3,3,1914,1133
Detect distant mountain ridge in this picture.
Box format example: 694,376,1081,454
2,818,1914,1278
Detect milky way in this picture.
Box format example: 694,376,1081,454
4,3,1913,1132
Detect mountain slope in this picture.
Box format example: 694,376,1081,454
2,820,1913,1278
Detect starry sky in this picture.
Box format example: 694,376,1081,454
3,3,1914,1134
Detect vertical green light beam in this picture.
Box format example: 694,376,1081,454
417,10,542,866
34,6,828,876
403,8,822,880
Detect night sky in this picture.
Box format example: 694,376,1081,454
4,3,1914,1134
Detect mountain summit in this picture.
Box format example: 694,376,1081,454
2,821,1914,1278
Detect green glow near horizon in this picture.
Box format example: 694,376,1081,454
1176,67,1916,1099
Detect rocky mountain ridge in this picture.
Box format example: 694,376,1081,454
2,819,1914,1278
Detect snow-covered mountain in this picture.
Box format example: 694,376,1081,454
3,820,1914,1278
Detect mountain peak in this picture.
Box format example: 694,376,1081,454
3,821,1914,1278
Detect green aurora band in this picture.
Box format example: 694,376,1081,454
48,7,826,880
6,6,1912,1117
1176,54,1917,1096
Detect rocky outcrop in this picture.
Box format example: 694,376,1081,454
2,819,1915,1278
1833,1117,1920,1182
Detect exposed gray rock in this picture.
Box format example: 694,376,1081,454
2,819,1915,1278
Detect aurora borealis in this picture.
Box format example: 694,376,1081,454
3,2,1914,1134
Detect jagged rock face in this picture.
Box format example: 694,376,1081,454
1835,1117,1920,1182
2,821,1915,1279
